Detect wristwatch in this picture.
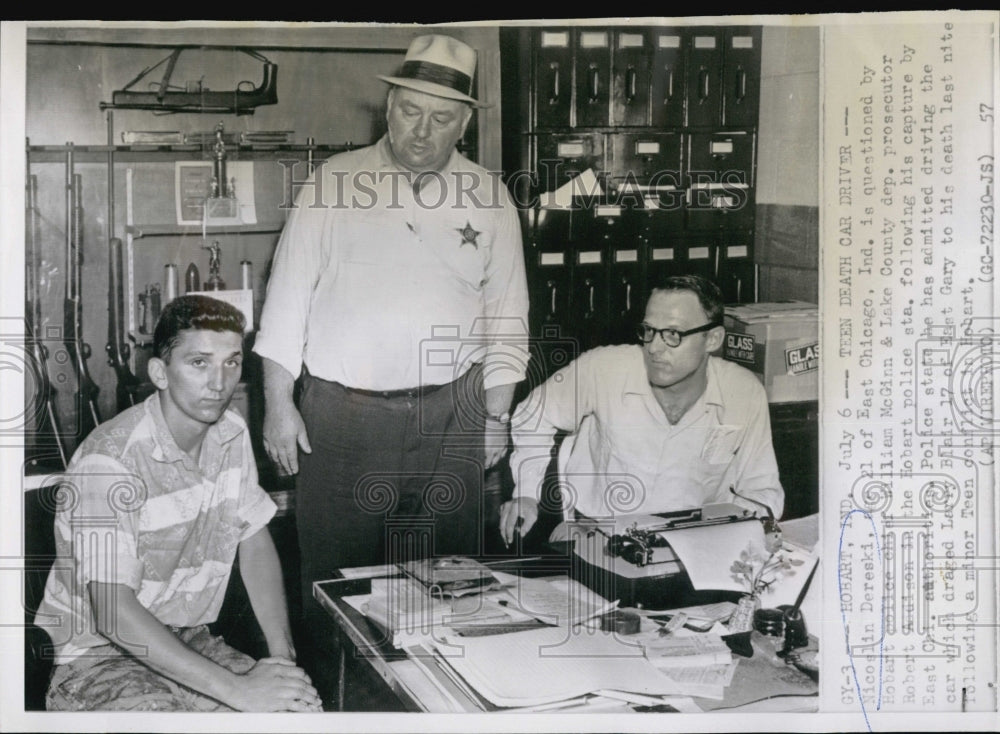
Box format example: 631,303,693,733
487,411,511,425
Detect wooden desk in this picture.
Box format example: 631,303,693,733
313,559,819,713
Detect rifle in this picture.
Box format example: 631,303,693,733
25,161,68,471
99,47,278,115
106,237,153,412
63,145,101,441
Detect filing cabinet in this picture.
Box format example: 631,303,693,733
649,30,686,128
533,29,574,129
685,130,755,229
608,239,643,345
572,245,611,352
717,232,757,303
684,26,763,129
686,130,755,182
721,28,763,128
529,208,574,328
612,30,653,127
501,24,762,383
575,29,613,128
534,133,606,197
685,28,726,129
608,131,683,216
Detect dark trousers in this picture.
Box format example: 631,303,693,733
294,366,486,708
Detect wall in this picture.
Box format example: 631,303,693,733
24,21,819,457
754,25,820,303
23,23,501,454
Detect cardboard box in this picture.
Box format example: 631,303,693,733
722,301,818,403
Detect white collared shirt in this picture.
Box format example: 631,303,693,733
510,346,784,519
254,136,530,391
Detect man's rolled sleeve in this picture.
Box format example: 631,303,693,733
253,182,330,380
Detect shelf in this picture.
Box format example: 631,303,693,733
26,142,362,164
129,329,153,346
126,223,283,238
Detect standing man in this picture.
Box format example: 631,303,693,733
500,275,783,545
254,32,528,628
36,295,320,712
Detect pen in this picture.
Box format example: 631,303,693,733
505,516,524,550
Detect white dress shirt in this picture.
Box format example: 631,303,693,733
510,346,784,519
254,136,530,391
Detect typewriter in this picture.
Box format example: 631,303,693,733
569,497,781,608
605,501,781,568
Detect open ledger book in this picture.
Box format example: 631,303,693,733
398,556,500,597
357,568,618,646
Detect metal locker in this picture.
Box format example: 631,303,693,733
612,29,651,127
722,27,762,128
534,133,606,203
608,224,643,345
530,208,580,381
575,29,612,128
572,205,619,349
685,131,755,229
685,28,724,128
528,207,577,380
530,208,574,326
633,208,684,261
503,24,763,385
609,132,683,219
644,224,685,292
717,232,756,303
533,29,573,130
679,236,718,283
650,31,685,128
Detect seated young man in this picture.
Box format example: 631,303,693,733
35,295,321,712
500,275,783,544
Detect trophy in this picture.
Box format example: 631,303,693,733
203,240,226,290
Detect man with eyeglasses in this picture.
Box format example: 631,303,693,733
500,275,783,545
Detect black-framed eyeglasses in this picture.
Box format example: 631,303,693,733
636,321,722,347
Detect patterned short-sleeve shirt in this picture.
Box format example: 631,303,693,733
35,394,276,664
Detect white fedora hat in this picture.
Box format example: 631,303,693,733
379,34,490,108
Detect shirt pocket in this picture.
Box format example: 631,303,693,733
340,210,410,264
700,425,743,464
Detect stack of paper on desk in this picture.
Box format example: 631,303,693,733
656,663,738,700
362,577,452,645
638,632,733,668
427,626,682,707
635,633,736,700
496,573,618,626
